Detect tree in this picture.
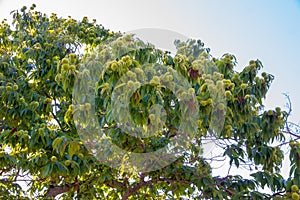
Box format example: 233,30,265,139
0,5,299,199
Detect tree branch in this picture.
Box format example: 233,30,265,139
44,182,79,198
122,178,190,200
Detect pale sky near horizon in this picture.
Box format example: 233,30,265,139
1,0,300,179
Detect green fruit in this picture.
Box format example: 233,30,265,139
245,66,251,71
38,128,44,134
207,85,214,91
69,105,75,110
222,79,231,84
51,156,57,162
83,69,89,75
6,86,12,91
292,185,299,192
16,130,22,137
62,58,69,64
233,74,239,79
78,153,84,159
200,101,207,106
44,98,52,104
34,101,39,108
241,84,247,90
262,72,267,77
79,105,85,111
126,60,132,66
149,114,155,121
292,192,299,200
150,80,158,85
69,53,76,62
150,76,160,85
134,81,141,88
111,62,118,71
267,110,274,116
290,140,295,146
20,97,25,103
65,160,71,166
169,82,175,89
213,72,222,80
69,65,76,70
127,71,136,78
127,80,134,88
21,6,27,12
275,107,281,113
13,85,18,90
166,75,173,82
250,63,256,69
116,41,123,47
245,94,251,100
217,103,225,110
181,92,188,99
225,91,232,98
121,55,130,62
249,60,255,65
205,74,212,80
188,88,195,95
135,68,143,74
167,66,174,73
225,125,232,131
35,43,41,49
62,64,69,71
207,99,213,105
153,76,160,82
85,103,91,110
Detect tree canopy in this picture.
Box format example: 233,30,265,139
0,5,300,200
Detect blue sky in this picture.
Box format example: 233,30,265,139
0,0,299,122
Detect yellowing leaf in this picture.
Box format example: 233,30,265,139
68,141,80,158
52,137,63,151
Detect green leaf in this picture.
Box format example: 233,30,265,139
68,141,80,158
52,137,63,151
41,164,52,178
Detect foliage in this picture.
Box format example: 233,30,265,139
0,5,299,199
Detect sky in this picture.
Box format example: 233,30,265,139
0,0,300,180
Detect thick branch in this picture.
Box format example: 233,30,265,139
104,179,127,189
122,178,190,200
44,182,79,198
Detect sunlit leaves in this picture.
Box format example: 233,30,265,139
0,4,297,200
